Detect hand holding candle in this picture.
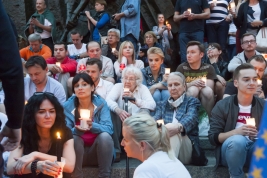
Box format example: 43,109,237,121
230,1,236,12
201,77,207,86
213,0,217,6
187,8,191,14
257,79,262,85
56,62,61,67
157,119,165,125
112,48,116,53
80,109,90,129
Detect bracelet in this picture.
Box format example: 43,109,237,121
31,160,39,175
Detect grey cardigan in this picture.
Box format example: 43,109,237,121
208,95,265,168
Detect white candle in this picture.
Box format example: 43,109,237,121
121,56,127,65
165,68,171,74
80,109,90,129
246,118,256,126
124,88,130,92
187,8,191,14
157,119,165,125
201,77,207,86
257,79,262,85
56,62,61,67
112,48,116,53
230,1,235,12
213,0,217,6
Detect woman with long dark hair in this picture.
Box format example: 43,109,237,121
7,92,75,177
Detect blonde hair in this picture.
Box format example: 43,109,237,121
118,41,136,64
147,47,164,60
144,31,157,44
123,114,174,160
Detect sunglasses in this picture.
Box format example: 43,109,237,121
33,92,55,97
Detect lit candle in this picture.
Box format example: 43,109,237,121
257,79,262,85
201,77,207,86
213,0,217,6
56,132,61,161
25,100,28,105
165,68,171,74
246,118,256,126
80,109,90,129
166,21,168,25
124,88,130,92
112,48,116,53
56,62,61,67
157,119,165,125
187,8,191,14
230,1,235,12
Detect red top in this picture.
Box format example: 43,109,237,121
46,56,77,77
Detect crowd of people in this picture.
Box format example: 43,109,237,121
0,0,267,177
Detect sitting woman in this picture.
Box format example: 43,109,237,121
141,47,169,103
206,43,231,101
114,41,144,82
64,73,113,178
106,66,156,161
153,72,201,165
7,92,75,177
121,113,191,178
138,31,163,67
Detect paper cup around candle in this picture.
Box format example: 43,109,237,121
246,118,256,126
121,56,127,65
112,48,116,53
80,109,90,129
201,77,207,86
257,79,262,85
165,68,171,74
157,119,165,125
55,158,65,178
56,62,61,67
124,88,130,92
187,8,191,14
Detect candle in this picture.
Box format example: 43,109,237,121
230,1,235,12
124,88,130,92
166,21,168,25
80,109,90,129
262,53,267,60
25,100,28,105
257,79,262,85
157,119,165,125
79,64,86,71
112,48,116,53
121,56,127,65
201,77,207,86
56,132,61,161
187,8,191,14
246,118,256,126
165,68,171,74
213,0,217,6
56,62,61,67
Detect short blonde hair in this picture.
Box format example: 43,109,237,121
122,67,143,86
118,41,136,64
147,47,164,60
144,31,157,44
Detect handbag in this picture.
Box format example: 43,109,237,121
190,136,208,166
256,27,267,52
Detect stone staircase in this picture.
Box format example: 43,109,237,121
82,137,231,178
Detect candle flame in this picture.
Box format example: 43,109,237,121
57,132,61,139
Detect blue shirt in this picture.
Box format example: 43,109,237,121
93,13,110,41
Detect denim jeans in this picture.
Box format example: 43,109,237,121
152,89,170,103
220,135,255,178
72,133,114,178
179,31,204,63
227,44,236,61
206,20,230,51
121,33,138,52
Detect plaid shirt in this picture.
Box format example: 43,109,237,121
153,95,200,136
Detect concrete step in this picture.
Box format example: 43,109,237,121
199,136,215,150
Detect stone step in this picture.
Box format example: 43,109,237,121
199,136,216,150
82,154,230,178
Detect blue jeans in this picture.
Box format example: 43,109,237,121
206,20,230,51
121,33,138,52
153,89,170,103
221,135,255,178
179,31,204,63
227,44,236,61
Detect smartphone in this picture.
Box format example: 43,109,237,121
32,15,37,18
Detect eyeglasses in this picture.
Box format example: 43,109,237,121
207,46,216,51
34,92,55,97
242,40,256,45
145,36,154,39
123,77,136,82
108,34,117,38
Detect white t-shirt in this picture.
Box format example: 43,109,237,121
247,3,261,36
236,104,252,129
229,22,237,45
95,78,114,99
34,19,52,39
67,43,87,56
133,151,191,178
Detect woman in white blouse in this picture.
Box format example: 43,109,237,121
114,41,144,82
106,66,155,161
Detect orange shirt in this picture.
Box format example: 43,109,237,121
19,44,52,61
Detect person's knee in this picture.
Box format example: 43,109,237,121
97,132,113,146
161,90,170,100
215,81,224,91
200,87,214,99
187,86,200,98
152,89,161,102
224,135,247,151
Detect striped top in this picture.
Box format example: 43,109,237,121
206,0,231,24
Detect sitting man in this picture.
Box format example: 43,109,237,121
20,34,51,61
67,30,88,61
176,41,217,118
228,33,262,73
101,28,121,63
24,55,66,104
153,72,202,165
209,63,265,178
224,55,267,99
46,42,77,96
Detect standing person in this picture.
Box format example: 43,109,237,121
209,63,265,178
227,21,237,61
206,0,232,62
173,0,210,63
85,0,110,44
0,2,24,176
121,114,191,178
25,0,56,52
113,0,141,52
152,14,173,63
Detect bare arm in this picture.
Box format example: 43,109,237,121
192,8,210,20
173,11,185,22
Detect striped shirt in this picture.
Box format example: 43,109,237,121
206,0,231,24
